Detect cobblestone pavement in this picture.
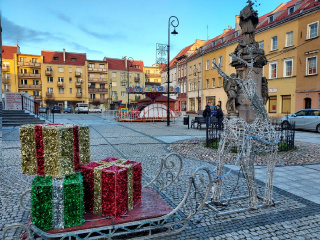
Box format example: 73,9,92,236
1,114,320,239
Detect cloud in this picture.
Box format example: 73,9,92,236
56,12,72,24
2,16,64,44
78,24,127,41
68,41,104,55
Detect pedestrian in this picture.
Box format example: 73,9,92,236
203,102,212,124
216,105,224,129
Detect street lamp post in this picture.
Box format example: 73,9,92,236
109,81,112,110
127,57,134,109
194,68,200,111
167,16,179,126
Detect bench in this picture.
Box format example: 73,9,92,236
191,117,218,129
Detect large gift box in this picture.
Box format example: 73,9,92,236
81,158,142,219
20,123,90,177
31,172,85,231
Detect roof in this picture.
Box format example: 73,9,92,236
2,45,18,59
103,57,144,72
41,50,86,66
139,95,176,102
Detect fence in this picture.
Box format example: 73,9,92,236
21,95,54,123
206,118,223,149
273,122,295,152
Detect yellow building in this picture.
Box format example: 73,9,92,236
86,60,109,109
2,45,20,95
41,49,87,110
144,64,161,84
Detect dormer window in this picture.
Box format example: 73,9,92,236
71,58,76,62
213,41,216,47
288,6,295,15
234,31,239,38
269,15,274,23
221,37,224,43
53,57,58,61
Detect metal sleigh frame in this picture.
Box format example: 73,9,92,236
3,153,213,240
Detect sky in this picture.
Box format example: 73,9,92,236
2,0,284,66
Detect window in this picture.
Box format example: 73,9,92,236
288,6,295,15
100,74,104,79
71,58,76,62
206,79,209,88
112,91,117,97
90,94,96,99
235,31,239,38
189,66,192,75
283,58,293,77
33,80,39,85
58,67,64,72
99,64,105,69
32,69,39,74
112,72,117,77
20,57,26,62
70,88,72,94
121,81,126,86
212,58,216,68
307,22,319,39
206,60,209,70
47,66,52,71
59,88,64,94
33,91,40,96
21,79,27,85
47,87,53,93
218,77,222,87
212,78,215,88
47,77,53,82
305,98,312,109
121,91,126,97
69,77,72,83
189,83,192,91
268,96,277,113
77,88,83,93
258,41,264,50
100,84,105,89
306,56,317,75
100,94,105,100
286,31,293,47
32,58,38,63
271,36,277,51
88,63,94,68
58,77,64,82
53,57,58,61
69,67,72,73
76,67,81,73
218,56,223,67
269,15,274,23
21,69,27,73
189,98,195,111
282,95,291,113
269,61,278,79
198,63,201,72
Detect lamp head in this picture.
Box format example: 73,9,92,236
171,28,178,35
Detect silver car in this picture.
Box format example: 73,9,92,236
280,109,320,133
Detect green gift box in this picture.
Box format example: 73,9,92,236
31,172,85,230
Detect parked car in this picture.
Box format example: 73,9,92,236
39,107,47,113
75,103,89,114
280,109,320,133
51,106,61,113
89,107,102,113
63,107,72,113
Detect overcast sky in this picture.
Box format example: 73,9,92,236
2,0,283,66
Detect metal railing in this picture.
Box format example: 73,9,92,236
206,117,223,149
21,95,54,123
273,122,295,152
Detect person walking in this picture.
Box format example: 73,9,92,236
216,105,224,129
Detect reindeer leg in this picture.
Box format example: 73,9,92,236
240,139,258,209
264,147,277,205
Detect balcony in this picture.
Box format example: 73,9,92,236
134,77,140,82
88,68,107,73
75,72,81,77
45,70,53,76
19,84,42,90
2,89,10,93
57,82,64,87
2,78,10,84
88,88,108,93
75,82,83,88
145,73,161,78
18,73,41,78
18,62,41,68
76,93,82,98
34,95,42,100
88,77,108,83
46,92,53,97
2,65,10,71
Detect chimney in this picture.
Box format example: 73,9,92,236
63,48,66,63
124,56,127,70
235,15,241,31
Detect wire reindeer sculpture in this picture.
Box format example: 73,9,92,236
211,46,279,209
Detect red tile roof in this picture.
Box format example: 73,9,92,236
41,50,86,66
2,45,18,59
103,57,144,72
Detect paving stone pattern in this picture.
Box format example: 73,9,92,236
1,114,320,239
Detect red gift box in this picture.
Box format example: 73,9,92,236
122,160,142,207
101,165,128,219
